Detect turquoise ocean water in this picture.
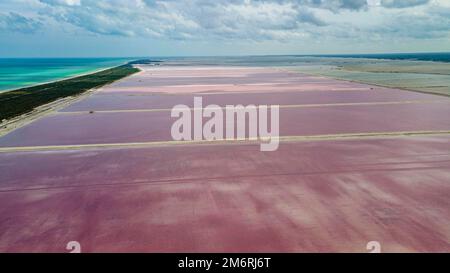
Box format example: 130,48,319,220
0,58,133,92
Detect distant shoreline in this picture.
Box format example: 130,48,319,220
308,52,450,63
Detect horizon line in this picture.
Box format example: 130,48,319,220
1,51,450,59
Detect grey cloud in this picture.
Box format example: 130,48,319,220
306,0,368,11
297,10,327,26
269,0,368,11
0,12,42,33
381,0,430,8
37,0,328,40
29,0,449,42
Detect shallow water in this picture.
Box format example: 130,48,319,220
0,58,132,92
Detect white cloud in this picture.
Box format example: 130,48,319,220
42,0,81,6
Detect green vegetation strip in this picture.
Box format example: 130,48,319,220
0,64,140,121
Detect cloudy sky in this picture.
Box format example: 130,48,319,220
0,0,449,57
